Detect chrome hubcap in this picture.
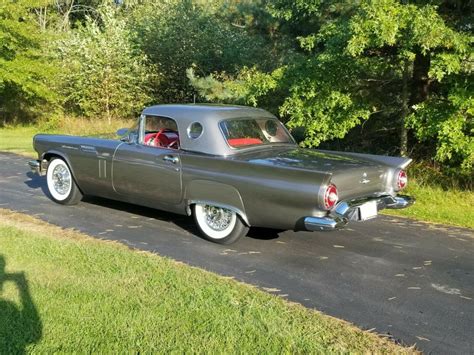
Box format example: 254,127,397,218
204,205,233,231
52,164,71,195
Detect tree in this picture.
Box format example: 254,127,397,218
129,0,274,103
0,0,57,123
189,0,473,174
58,5,154,123
343,0,471,159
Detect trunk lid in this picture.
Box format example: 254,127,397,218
236,146,388,200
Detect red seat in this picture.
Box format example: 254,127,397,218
228,138,263,147
157,131,179,147
144,130,179,148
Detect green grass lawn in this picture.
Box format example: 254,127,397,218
0,119,131,158
0,210,411,353
0,126,37,156
0,124,472,229
383,182,474,229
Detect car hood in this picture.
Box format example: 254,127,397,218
235,146,383,173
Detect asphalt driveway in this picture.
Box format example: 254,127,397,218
1,152,473,353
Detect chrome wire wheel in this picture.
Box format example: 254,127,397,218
45,157,83,206
194,204,238,240
51,163,71,196
47,159,73,201
204,205,234,231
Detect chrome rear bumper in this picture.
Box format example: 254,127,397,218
304,195,415,231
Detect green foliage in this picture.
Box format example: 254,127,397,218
342,0,472,173
1,0,472,179
408,79,473,172
129,1,272,103
187,66,285,108
189,0,473,175
58,6,154,122
0,0,58,123
407,161,472,191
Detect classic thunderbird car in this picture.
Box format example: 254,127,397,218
29,104,414,244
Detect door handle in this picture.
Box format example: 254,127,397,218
163,155,179,164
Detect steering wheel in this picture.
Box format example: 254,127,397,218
144,128,175,148
167,139,179,149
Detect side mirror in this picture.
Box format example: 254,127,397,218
116,128,128,136
116,128,132,143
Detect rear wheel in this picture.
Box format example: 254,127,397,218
193,204,248,244
46,158,83,205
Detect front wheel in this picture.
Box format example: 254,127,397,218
46,158,83,205
193,204,249,244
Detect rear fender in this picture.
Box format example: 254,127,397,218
317,150,412,169
185,180,249,225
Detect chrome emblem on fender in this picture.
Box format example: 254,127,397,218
360,172,371,184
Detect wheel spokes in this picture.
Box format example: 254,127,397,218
52,164,71,195
204,205,233,231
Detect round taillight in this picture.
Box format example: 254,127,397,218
397,170,408,190
324,184,338,210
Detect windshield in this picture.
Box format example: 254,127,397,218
219,117,295,148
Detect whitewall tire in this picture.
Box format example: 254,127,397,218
46,158,83,205
193,204,249,244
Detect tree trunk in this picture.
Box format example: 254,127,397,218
106,94,111,125
400,59,411,157
36,7,48,31
410,52,431,106
400,52,431,157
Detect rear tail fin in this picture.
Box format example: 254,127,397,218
317,150,412,169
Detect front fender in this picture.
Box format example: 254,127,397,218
41,150,77,178
40,150,86,193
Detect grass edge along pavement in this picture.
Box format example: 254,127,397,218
0,124,472,230
0,209,417,353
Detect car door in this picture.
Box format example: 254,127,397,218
112,115,182,205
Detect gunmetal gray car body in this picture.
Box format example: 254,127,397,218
29,104,414,244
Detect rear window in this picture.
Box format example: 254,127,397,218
219,118,294,148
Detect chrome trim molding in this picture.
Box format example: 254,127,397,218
28,160,41,174
304,194,414,232
28,159,49,176
304,215,348,231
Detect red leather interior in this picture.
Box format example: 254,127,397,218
228,138,263,147
144,129,179,148
144,133,157,145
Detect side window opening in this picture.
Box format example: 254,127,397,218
142,115,180,149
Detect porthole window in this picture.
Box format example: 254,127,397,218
265,119,278,136
188,122,203,139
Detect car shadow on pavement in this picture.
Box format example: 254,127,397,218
23,173,282,243
246,228,281,241
0,255,42,354
83,196,282,242
83,195,200,234
23,172,52,200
